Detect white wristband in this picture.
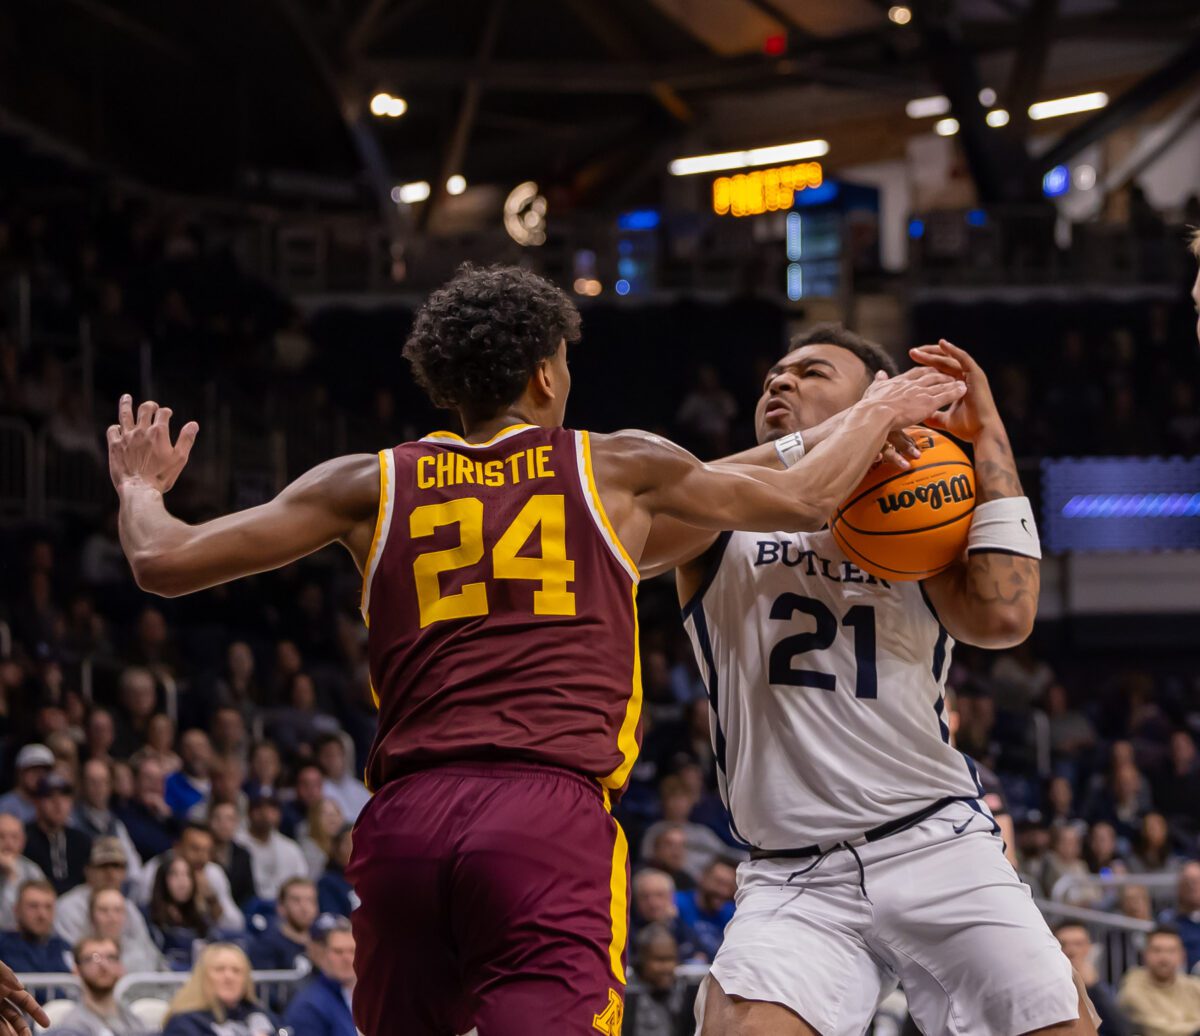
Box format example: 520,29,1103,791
774,431,806,468
967,497,1042,560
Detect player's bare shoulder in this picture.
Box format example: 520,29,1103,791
587,428,695,498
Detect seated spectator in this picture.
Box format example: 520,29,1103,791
1055,921,1134,1036
298,799,344,879
281,765,325,841
1044,683,1097,766
265,674,340,759
46,731,81,788
644,825,697,893
0,879,72,972
639,777,729,883
210,708,251,766
88,886,165,972
83,709,117,767
116,754,179,864
314,737,368,822
1119,925,1200,1036
0,812,45,929
145,714,182,776
138,823,244,932
72,759,143,882
166,730,214,819
624,923,698,1036
214,642,263,725
207,755,249,818
1086,761,1152,844
317,826,357,919
1040,824,1091,904
0,744,55,824
235,793,307,902
1084,821,1126,876
673,858,736,962
163,943,283,1036
56,838,147,946
245,742,283,801
1158,861,1200,970
53,935,149,1036
1153,731,1200,835
112,668,159,758
148,854,221,969
630,869,699,961
24,773,91,894
209,802,256,907
1044,776,1076,826
282,915,356,1036
248,876,317,970
1130,812,1185,873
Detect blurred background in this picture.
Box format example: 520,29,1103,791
0,1,1199,1033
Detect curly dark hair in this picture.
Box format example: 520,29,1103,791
403,263,582,419
788,321,898,378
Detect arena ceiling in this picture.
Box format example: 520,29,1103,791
0,0,1197,212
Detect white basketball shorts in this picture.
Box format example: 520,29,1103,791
696,799,1086,1035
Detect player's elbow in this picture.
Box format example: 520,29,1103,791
973,604,1036,649
788,497,832,533
130,550,186,598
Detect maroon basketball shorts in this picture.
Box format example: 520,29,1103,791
347,762,630,1036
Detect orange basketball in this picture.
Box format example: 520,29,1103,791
830,427,975,581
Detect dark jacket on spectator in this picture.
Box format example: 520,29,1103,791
216,841,257,907
1085,980,1136,1036
116,800,178,862
22,823,91,894
0,929,72,972
316,866,353,918
162,1003,286,1036
248,922,307,971
623,977,699,1036
282,972,356,1036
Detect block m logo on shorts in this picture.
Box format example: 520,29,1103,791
592,988,623,1035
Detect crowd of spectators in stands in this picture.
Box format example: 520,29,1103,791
2,173,1200,1035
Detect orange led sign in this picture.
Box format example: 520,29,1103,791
712,162,824,217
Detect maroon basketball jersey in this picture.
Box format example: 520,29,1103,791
360,423,643,797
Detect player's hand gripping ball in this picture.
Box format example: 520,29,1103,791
831,428,975,581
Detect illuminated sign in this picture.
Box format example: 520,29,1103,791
713,162,824,217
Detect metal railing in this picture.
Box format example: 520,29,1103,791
1051,870,1178,911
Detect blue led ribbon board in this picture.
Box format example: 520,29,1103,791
1042,457,1200,552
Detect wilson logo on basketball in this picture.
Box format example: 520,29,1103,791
876,474,974,515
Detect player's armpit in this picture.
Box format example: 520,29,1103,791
921,552,1040,649
121,453,381,597
639,517,721,580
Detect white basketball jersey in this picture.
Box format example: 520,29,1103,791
682,528,983,850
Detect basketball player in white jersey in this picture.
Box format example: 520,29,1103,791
640,327,1096,1035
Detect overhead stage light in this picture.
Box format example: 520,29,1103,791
1029,92,1108,121
669,139,829,176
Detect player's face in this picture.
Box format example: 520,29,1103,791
754,344,873,444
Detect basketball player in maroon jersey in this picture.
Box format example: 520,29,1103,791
107,264,963,1036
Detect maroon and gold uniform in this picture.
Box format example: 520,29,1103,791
348,423,641,1036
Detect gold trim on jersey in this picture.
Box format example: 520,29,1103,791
605,807,630,986
601,582,643,792
576,431,639,582
360,449,396,627
419,423,538,448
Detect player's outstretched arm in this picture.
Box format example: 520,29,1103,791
915,342,1040,649
108,396,379,597
594,370,965,558
0,957,50,1035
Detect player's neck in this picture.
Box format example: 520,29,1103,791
460,406,546,443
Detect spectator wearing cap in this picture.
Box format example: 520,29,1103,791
24,773,92,894
88,886,166,973
1119,925,1200,1036
55,837,155,950
115,753,179,863
52,935,149,1036
316,826,358,919
1158,861,1200,970
208,802,256,907
235,792,307,902
136,823,244,932
0,744,55,823
166,730,214,819
623,923,698,1036
72,758,143,882
314,737,368,823
248,876,317,971
283,915,356,1036
0,812,46,929
0,878,73,973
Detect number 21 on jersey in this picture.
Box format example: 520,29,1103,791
409,494,576,628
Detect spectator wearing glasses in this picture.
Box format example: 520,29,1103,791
52,935,150,1036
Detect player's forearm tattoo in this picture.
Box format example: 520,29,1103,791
964,552,1039,613
973,427,1023,504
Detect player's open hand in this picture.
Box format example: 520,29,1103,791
0,958,50,1035
908,340,1000,442
863,366,966,432
107,394,199,494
